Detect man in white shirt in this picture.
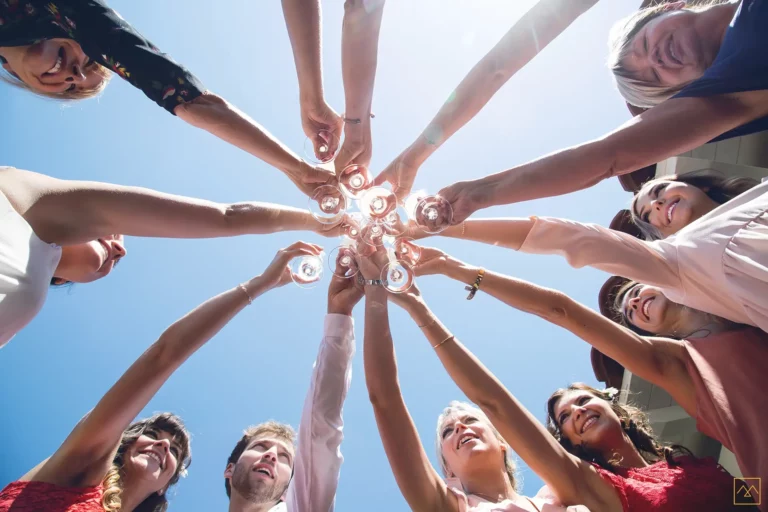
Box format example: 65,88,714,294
223,269,362,512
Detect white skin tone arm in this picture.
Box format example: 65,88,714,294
281,0,345,159
413,247,697,415
21,242,321,488
334,0,386,171
439,90,768,222
362,286,461,512
0,167,341,246
358,249,621,510
174,92,334,194
374,0,599,197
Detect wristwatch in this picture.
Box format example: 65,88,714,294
357,274,388,287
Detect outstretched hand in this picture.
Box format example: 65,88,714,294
301,101,344,163
410,246,450,277
327,257,365,316
373,154,419,200
436,179,489,224
260,241,324,290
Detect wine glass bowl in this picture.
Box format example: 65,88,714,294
381,260,414,293
360,221,387,247
413,195,453,234
339,164,372,199
290,254,324,288
359,187,398,220
309,185,347,225
303,129,340,164
393,238,421,267
328,245,359,278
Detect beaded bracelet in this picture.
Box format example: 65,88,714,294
465,268,485,300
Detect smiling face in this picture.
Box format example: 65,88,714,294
122,428,184,495
438,410,507,483
1,39,106,94
620,283,681,335
632,179,719,238
55,235,126,283
552,390,624,452
620,5,714,90
225,436,294,505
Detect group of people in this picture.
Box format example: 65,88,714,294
1,0,766,511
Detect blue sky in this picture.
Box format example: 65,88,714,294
1,1,640,508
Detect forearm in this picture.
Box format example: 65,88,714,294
177,92,305,176
341,0,385,121
402,0,597,166
364,288,400,404
282,0,324,105
439,217,535,250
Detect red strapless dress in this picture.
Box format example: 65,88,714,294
0,481,103,512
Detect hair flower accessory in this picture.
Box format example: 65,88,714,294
604,387,620,400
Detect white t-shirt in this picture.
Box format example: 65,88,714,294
0,190,61,348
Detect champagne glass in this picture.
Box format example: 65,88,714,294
342,212,365,241
393,238,421,267
303,129,340,164
381,260,414,293
411,194,453,234
381,205,410,236
290,253,324,289
339,164,372,199
359,221,387,247
359,186,397,220
309,185,347,225
328,245,359,278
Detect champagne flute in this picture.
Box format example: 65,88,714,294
339,164,372,199
303,129,340,164
290,253,324,289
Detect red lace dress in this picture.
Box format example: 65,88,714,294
595,456,749,511
0,481,104,511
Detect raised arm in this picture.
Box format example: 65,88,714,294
359,257,459,511
413,246,696,415
375,0,599,198
282,0,344,162
24,242,322,487
334,0,386,171
0,167,342,246
285,267,363,512
439,92,768,222
378,278,619,510
421,215,682,291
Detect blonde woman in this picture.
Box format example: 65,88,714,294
438,0,768,223
0,242,321,511
0,0,334,196
358,248,741,511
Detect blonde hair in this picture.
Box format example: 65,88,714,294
224,421,297,498
102,413,192,512
435,401,519,491
630,169,757,240
607,1,727,108
0,62,112,101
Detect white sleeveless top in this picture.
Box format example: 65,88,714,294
0,190,61,348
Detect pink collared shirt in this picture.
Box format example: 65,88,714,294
277,314,355,512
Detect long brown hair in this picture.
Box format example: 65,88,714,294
546,383,692,472
102,413,192,512
630,169,757,241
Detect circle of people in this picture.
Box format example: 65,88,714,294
1,0,766,511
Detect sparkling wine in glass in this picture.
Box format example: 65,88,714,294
412,194,453,234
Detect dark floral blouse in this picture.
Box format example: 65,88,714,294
0,0,205,114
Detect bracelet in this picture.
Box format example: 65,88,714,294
461,221,466,237
418,317,437,329
343,112,376,124
433,335,454,349
238,283,254,305
465,268,485,300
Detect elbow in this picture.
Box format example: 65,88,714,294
367,380,401,412
532,289,577,326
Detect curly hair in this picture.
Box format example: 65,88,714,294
545,383,692,472
102,413,192,512
630,169,757,240
435,401,520,491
